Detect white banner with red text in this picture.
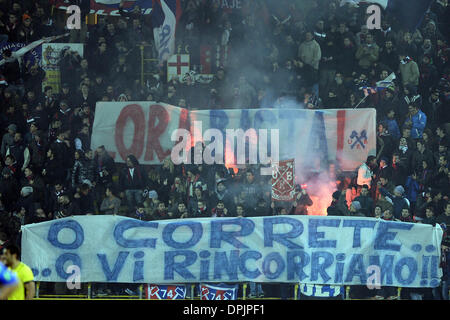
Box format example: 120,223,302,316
90,103,376,172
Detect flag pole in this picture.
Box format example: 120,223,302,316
353,94,369,109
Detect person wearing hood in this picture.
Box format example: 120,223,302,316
16,186,35,224
289,184,313,215
327,190,350,216
399,52,420,88
210,179,234,210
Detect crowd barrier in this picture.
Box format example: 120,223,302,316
33,282,408,300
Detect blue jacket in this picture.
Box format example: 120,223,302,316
406,110,427,139
384,118,401,139
405,176,420,202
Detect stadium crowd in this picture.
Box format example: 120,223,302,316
0,0,449,300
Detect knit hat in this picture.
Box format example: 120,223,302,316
351,201,362,211
22,14,31,21
148,190,158,199
394,185,405,195
21,186,33,197
8,123,17,132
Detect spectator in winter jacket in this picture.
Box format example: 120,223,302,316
298,32,322,71
379,185,410,219
357,155,377,191
6,132,30,172
421,206,437,225
0,167,19,212
349,201,365,217
290,186,313,215
99,187,121,215
42,148,67,186
382,207,395,221
54,195,80,219
404,103,427,139
119,154,147,210
73,183,95,215
399,53,420,87
383,109,401,140
151,201,171,221
94,145,116,193
211,200,231,218
355,33,379,71
398,207,415,223
189,199,210,218
71,150,88,188
327,190,350,216
353,185,374,217
436,202,450,229
1,124,17,158
405,172,421,211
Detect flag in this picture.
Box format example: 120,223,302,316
145,284,186,300
360,72,396,97
200,283,238,300
361,86,378,97
0,33,68,68
272,159,295,202
376,72,396,89
167,54,189,81
152,0,182,63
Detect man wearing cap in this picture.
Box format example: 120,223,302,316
1,124,17,157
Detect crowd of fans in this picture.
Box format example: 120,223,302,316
0,0,449,299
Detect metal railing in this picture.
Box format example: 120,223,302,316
33,282,410,300
139,45,159,87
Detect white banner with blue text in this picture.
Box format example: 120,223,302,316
21,215,443,287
